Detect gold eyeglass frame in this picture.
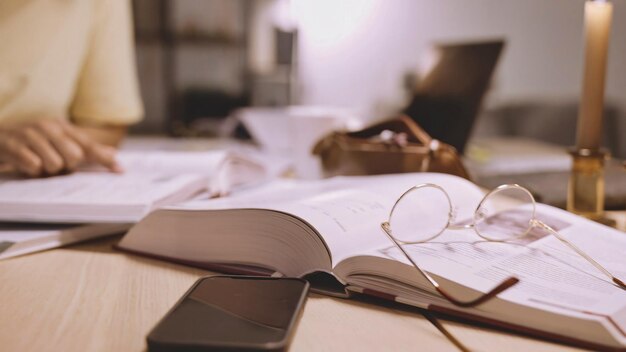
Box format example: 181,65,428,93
380,183,625,308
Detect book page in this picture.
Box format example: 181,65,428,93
175,173,485,266
0,171,211,222
0,150,226,209
290,173,484,265
0,148,290,222
116,150,228,175
365,203,626,324
114,150,289,196
0,173,202,205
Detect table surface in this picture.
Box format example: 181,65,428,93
1,136,622,351
0,235,594,352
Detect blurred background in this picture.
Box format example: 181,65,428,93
129,0,626,208
130,0,626,153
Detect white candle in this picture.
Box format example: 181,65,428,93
577,0,613,150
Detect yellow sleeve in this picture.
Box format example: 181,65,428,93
70,0,144,126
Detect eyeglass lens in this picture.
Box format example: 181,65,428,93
389,185,537,243
474,186,535,241
389,185,451,243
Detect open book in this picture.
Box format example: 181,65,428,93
118,173,626,350
0,149,288,223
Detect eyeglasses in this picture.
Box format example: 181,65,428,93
380,183,626,308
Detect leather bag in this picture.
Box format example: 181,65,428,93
312,115,471,180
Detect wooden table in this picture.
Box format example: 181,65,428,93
0,235,590,352
1,136,618,351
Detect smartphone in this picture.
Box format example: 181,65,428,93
147,276,309,352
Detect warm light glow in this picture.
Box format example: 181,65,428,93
274,0,297,31
291,0,379,54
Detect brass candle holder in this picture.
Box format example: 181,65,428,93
567,148,615,227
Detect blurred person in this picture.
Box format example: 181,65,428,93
0,0,143,177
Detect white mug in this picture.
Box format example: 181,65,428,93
288,106,361,179
237,106,362,178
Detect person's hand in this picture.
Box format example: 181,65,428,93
0,119,122,177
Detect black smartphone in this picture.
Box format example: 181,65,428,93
147,276,309,352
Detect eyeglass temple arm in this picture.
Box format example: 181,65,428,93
531,219,626,289
381,222,519,308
